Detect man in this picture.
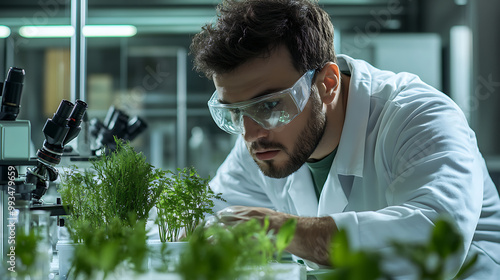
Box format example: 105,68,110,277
190,0,500,278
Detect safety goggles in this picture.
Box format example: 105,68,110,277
208,70,315,134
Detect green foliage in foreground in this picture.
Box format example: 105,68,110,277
155,167,225,242
8,228,42,277
328,217,478,280
67,217,148,280
176,218,297,280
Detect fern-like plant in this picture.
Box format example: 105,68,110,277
155,167,224,242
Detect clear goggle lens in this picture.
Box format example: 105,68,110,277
208,70,315,134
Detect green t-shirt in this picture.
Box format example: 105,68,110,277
306,148,337,199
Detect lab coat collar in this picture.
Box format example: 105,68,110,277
334,55,371,177
286,167,319,216
317,173,350,215
287,166,351,216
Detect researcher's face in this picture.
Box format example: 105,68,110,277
213,46,326,178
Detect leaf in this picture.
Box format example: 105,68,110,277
275,218,297,260
100,240,120,272
330,228,350,267
349,251,381,280
430,218,463,259
14,228,42,276
454,253,478,279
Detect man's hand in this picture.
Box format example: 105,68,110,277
214,205,286,227
214,206,337,265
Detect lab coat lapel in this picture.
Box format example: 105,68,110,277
287,167,318,216
317,172,348,216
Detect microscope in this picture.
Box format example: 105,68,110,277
0,66,87,265
89,105,148,153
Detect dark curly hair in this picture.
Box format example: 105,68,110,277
190,0,336,78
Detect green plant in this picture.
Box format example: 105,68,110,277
10,228,42,277
275,218,298,261
155,167,225,242
391,218,478,280
327,217,478,280
329,228,382,280
176,217,297,280
68,216,148,280
58,138,168,239
58,138,169,278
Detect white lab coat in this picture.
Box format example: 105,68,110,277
209,54,500,279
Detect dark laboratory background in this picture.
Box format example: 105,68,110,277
0,0,499,191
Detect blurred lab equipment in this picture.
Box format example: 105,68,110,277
89,105,148,152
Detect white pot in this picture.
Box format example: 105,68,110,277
56,240,77,280
243,262,307,280
266,262,307,280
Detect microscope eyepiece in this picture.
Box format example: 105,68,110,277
127,116,148,141
0,67,25,121
38,100,73,166
63,99,88,146
69,100,88,125
108,109,130,139
51,99,74,127
6,67,25,83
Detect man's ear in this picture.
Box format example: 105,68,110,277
315,62,340,105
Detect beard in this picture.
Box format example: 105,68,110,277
248,91,326,178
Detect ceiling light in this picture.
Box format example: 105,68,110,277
83,25,137,37
19,25,74,38
19,25,137,38
0,25,11,38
